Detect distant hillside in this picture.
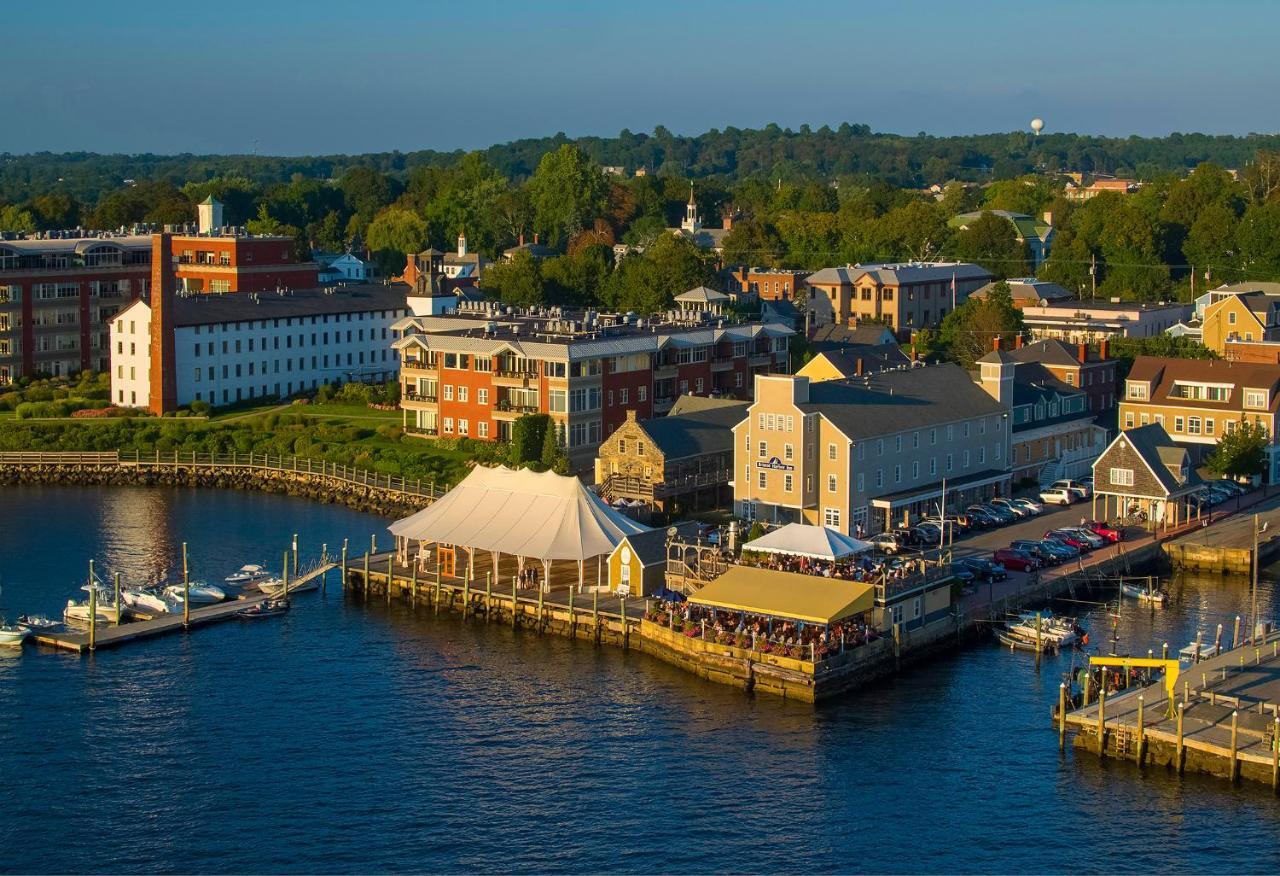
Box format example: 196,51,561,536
5,125,1280,204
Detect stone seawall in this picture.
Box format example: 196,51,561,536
0,463,426,518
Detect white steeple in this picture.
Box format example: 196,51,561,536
681,181,701,233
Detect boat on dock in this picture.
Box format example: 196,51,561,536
1005,612,1083,648
224,564,273,591
162,582,226,605
996,629,1057,653
17,614,60,632
0,621,31,646
63,600,125,626
121,588,180,615
1178,640,1221,663
257,577,316,595
1120,582,1167,604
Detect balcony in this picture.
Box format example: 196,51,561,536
653,395,676,412
402,391,438,407
653,361,678,379
493,369,540,388
710,355,736,372
405,424,438,438
749,352,773,367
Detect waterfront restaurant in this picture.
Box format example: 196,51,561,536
1090,423,1204,529
388,464,649,591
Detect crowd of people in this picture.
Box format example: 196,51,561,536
646,601,880,662
738,550,927,585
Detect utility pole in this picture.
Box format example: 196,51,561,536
1090,253,1097,299
1252,513,1260,644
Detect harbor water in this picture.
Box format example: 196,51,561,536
1,485,1279,873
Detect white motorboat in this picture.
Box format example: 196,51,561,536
0,621,30,646
257,576,317,595
1006,612,1082,648
162,582,226,605
1179,640,1221,663
17,614,60,632
63,600,124,626
1121,582,1168,604
225,564,273,589
122,588,180,615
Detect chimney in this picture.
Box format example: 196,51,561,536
533,232,540,245
1099,338,1110,360
1042,210,1053,226
1014,334,1023,349
993,336,1002,352
722,214,734,231
910,348,918,362
148,233,177,415
855,357,864,376
518,232,525,247
1077,342,1088,364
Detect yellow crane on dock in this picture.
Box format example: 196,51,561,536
1088,656,1181,715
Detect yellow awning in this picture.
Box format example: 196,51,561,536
687,566,875,624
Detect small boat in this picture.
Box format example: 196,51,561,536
1121,582,1168,604
1179,640,1221,663
0,621,30,646
237,598,290,619
225,564,273,591
1006,613,1082,648
63,600,124,626
162,582,226,605
17,614,60,632
257,576,317,595
122,588,180,615
996,629,1057,653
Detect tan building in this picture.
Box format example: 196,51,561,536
1020,299,1191,343
1091,424,1203,528
594,396,748,513
1201,291,1280,354
731,367,1010,535
804,262,991,335
795,346,911,383
1118,356,1280,480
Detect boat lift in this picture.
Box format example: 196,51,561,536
1088,656,1181,716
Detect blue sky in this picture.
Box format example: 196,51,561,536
3,0,1276,155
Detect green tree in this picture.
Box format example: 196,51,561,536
950,212,1029,279
720,217,784,267
603,233,712,314
879,199,949,260
1207,420,1268,479
540,419,569,474
938,281,1024,367
480,250,545,307
1183,202,1240,281
365,208,429,274
527,145,608,248
0,204,36,233
1236,202,1280,279
509,413,552,468
541,245,611,306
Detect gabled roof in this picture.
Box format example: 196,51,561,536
806,262,990,287
1099,424,1203,497
688,566,875,624
1126,356,1280,413
808,323,897,349
668,395,750,416
975,348,1018,366
636,401,749,459
800,363,1005,440
1008,337,1111,367
615,522,701,567
675,286,730,304
804,344,911,377
971,278,1074,304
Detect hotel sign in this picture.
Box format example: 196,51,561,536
756,456,794,471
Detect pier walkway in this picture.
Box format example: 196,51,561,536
32,563,337,654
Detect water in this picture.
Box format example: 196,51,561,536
1,485,1279,873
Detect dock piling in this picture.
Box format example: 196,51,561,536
1097,687,1107,758
1136,695,1146,766
88,559,97,652
1233,616,1241,651
387,554,393,604
1230,710,1240,782
511,575,517,629
1273,717,1279,793
1058,683,1067,750
182,542,190,628
113,571,121,626
340,540,348,590
283,550,290,597
1176,703,1185,773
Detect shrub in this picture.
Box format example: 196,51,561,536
189,400,211,416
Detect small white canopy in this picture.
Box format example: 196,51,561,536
388,465,649,561
743,523,872,560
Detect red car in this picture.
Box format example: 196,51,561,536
994,548,1040,572
1083,520,1123,543
1045,529,1091,551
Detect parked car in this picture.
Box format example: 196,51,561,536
1039,536,1081,559
955,556,1008,581
990,497,1029,518
1039,487,1075,506
979,503,1016,525
1011,539,1061,565
965,506,997,528
993,547,1040,572
921,516,965,537
1217,479,1248,496
1046,529,1091,550
870,533,903,554
913,523,943,546
1050,479,1092,500
1083,520,1123,543
893,525,922,546
1012,498,1044,515
1064,527,1105,549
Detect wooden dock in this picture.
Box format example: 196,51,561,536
1063,628,1280,788
32,563,337,654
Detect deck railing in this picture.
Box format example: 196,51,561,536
0,449,446,499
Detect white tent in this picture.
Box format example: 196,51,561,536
389,465,649,572
742,522,872,560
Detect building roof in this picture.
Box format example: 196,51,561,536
637,400,749,460
687,565,876,624
972,278,1074,305
801,363,1005,440
950,210,1051,241
1007,337,1110,367
1214,281,1280,296
805,344,911,377
668,395,751,416
807,262,991,287
808,323,897,349
1100,424,1202,496
975,348,1019,365
1025,299,1189,314
675,286,730,304
1126,356,1280,414
742,522,872,560
615,522,701,567
137,284,411,328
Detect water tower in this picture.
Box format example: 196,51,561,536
1030,118,1045,136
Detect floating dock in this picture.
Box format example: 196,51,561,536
1165,491,1280,573
32,563,337,654
1062,630,1280,789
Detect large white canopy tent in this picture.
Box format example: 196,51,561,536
742,522,872,561
389,465,650,591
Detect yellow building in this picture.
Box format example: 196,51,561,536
1201,291,1280,354
795,345,911,383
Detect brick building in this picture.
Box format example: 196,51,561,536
805,261,991,336
725,267,811,301
1007,337,1118,417
393,303,793,468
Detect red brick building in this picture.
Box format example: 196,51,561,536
725,267,811,301
0,227,318,383
1007,336,1118,416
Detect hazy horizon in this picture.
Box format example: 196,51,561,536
3,0,1277,155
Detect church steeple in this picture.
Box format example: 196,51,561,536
681,180,701,233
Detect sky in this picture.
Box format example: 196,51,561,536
2,0,1277,156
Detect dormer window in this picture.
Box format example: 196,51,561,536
1126,382,1147,400
1245,389,1268,409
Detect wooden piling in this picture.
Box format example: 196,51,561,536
410,557,417,604
113,571,121,626
1136,695,1146,766
620,595,628,648
88,559,97,652
340,541,348,590
182,542,190,628
1176,702,1185,773
1272,717,1279,793
386,554,393,604
511,575,517,629
363,550,370,598
1097,687,1107,758
283,550,290,597
1233,616,1241,650
462,574,470,619
1058,683,1067,750
1230,710,1240,782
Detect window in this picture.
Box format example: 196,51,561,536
828,474,837,493
443,385,453,401
1205,418,1215,436
1187,416,1201,435
875,469,883,488
758,471,767,490
458,386,468,403
828,443,837,460
1246,390,1267,409
458,419,469,436
1110,467,1135,487
1174,416,1184,433
856,473,864,492
638,386,646,402
784,443,793,461
759,441,767,458
894,465,901,483
1127,383,1147,400
912,461,919,479
443,417,454,434
478,388,488,405
823,508,841,529
1124,412,1134,429
784,474,793,492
